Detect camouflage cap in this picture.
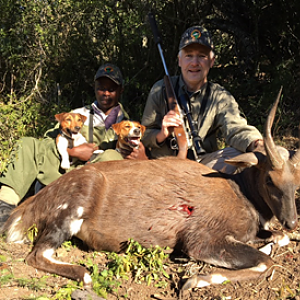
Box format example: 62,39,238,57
94,63,124,86
179,26,213,51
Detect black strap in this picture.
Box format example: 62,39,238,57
59,130,74,149
197,82,210,128
174,78,211,131
163,77,210,157
89,107,94,143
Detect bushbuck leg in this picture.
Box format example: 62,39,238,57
24,213,93,287
182,239,274,290
76,221,124,253
26,243,93,287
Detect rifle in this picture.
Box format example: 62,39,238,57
148,12,189,159
148,12,205,161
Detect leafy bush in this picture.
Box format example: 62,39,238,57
0,94,69,173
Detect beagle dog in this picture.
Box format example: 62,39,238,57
55,112,88,170
112,120,146,155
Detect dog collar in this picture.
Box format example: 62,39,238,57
59,129,73,141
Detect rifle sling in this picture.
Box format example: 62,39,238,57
197,82,210,128
173,77,210,134
89,107,94,143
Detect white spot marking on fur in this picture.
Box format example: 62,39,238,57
6,216,27,243
83,273,93,286
193,274,229,289
210,274,228,284
57,203,68,210
278,234,290,247
250,263,268,273
69,219,83,236
195,279,210,288
43,248,72,266
8,216,21,226
77,206,84,218
259,242,273,255
43,248,72,265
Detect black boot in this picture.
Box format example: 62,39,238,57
0,200,16,231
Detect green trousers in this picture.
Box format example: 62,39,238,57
0,137,123,201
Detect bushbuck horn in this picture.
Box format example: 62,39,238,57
264,86,284,169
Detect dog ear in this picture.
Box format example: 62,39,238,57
79,114,87,124
55,113,66,123
140,124,146,136
112,123,121,135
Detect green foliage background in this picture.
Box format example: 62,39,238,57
1,0,299,165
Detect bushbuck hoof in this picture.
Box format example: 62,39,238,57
259,242,274,255
182,275,210,291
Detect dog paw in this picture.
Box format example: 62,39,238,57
61,161,70,170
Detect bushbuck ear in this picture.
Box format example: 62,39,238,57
225,152,259,168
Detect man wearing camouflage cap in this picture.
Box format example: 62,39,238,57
142,25,263,170
0,63,147,229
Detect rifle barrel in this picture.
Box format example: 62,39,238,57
148,13,170,76
157,44,170,77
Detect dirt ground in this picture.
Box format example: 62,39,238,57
1,211,300,300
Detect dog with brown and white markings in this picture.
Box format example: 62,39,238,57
112,120,146,157
55,112,88,170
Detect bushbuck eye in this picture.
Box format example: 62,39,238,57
266,175,273,186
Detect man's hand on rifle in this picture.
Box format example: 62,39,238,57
156,110,182,144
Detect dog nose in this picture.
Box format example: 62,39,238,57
75,126,81,131
133,128,140,135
